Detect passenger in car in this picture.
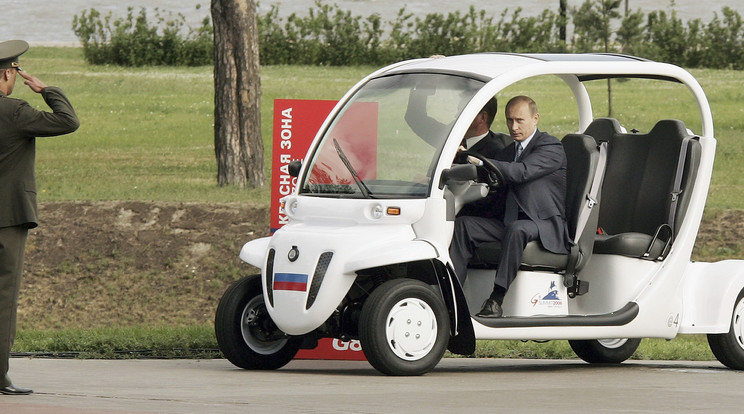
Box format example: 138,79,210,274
449,96,571,317
406,85,509,153
406,86,511,217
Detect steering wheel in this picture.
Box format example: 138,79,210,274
460,150,505,190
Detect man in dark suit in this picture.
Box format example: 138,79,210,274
406,85,512,217
406,86,509,153
454,120,513,219
0,40,79,394
451,98,512,219
454,98,511,158
449,96,570,317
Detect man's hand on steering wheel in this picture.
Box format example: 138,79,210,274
459,150,505,190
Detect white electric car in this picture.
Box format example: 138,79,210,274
215,53,744,375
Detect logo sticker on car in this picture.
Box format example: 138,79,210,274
274,273,308,292
531,281,563,308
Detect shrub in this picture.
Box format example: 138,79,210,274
702,7,744,70
72,7,212,66
72,1,744,70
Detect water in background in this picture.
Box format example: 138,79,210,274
2,0,743,45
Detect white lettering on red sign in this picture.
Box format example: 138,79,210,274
332,339,363,352
280,108,293,149
277,107,299,226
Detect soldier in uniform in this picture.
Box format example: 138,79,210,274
0,40,79,395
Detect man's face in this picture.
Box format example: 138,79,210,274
464,110,487,139
506,101,539,142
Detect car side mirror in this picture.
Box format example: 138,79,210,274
288,160,302,177
439,163,477,189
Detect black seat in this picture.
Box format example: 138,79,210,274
583,117,623,144
473,134,602,278
592,119,701,260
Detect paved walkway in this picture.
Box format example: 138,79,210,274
0,357,741,413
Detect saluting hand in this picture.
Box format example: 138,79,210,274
17,70,47,93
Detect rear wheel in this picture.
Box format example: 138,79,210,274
569,338,642,364
215,274,301,370
708,289,744,370
359,279,450,376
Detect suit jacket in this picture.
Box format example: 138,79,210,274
456,131,512,218
465,131,512,158
0,87,79,229
491,130,570,254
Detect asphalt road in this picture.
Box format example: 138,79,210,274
1,357,741,413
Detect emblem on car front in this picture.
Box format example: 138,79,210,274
288,245,299,262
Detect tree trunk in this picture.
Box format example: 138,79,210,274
559,0,567,42
604,35,613,117
211,0,265,188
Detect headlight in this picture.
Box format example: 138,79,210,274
287,199,299,216
371,203,383,219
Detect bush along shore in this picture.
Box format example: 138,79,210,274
71,1,744,69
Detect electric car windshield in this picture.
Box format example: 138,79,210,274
299,73,485,198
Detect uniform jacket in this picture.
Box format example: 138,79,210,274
0,87,79,229
491,130,570,254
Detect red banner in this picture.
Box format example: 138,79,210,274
271,99,368,361
295,338,366,361
306,101,379,186
271,99,337,232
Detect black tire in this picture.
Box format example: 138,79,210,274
708,288,744,370
215,274,301,370
359,279,450,376
569,338,642,364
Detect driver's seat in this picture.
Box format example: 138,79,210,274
472,134,604,289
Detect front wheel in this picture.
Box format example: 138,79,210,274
708,289,744,370
359,279,450,376
215,274,301,370
569,338,642,364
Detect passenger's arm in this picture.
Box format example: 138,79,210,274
404,87,447,148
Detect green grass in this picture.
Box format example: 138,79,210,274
15,325,219,359
466,336,715,361
21,47,371,203
14,325,715,361
19,47,744,212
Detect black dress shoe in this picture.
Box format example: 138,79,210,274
476,298,503,318
0,384,33,395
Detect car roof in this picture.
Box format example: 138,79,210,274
375,52,713,137
384,53,681,82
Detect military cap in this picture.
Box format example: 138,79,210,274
0,40,29,70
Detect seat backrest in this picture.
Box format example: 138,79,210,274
598,119,700,237
562,134,601,260
583,117,623,144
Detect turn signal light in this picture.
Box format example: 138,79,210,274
386,207,401,216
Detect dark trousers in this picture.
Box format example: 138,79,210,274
0,226,28,388
450,216,539,292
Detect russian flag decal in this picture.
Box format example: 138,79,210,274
274,273,308,292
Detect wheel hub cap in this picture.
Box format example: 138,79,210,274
241,297,288,355
597,338,628,349
733,299,744,349
385,298,437,361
